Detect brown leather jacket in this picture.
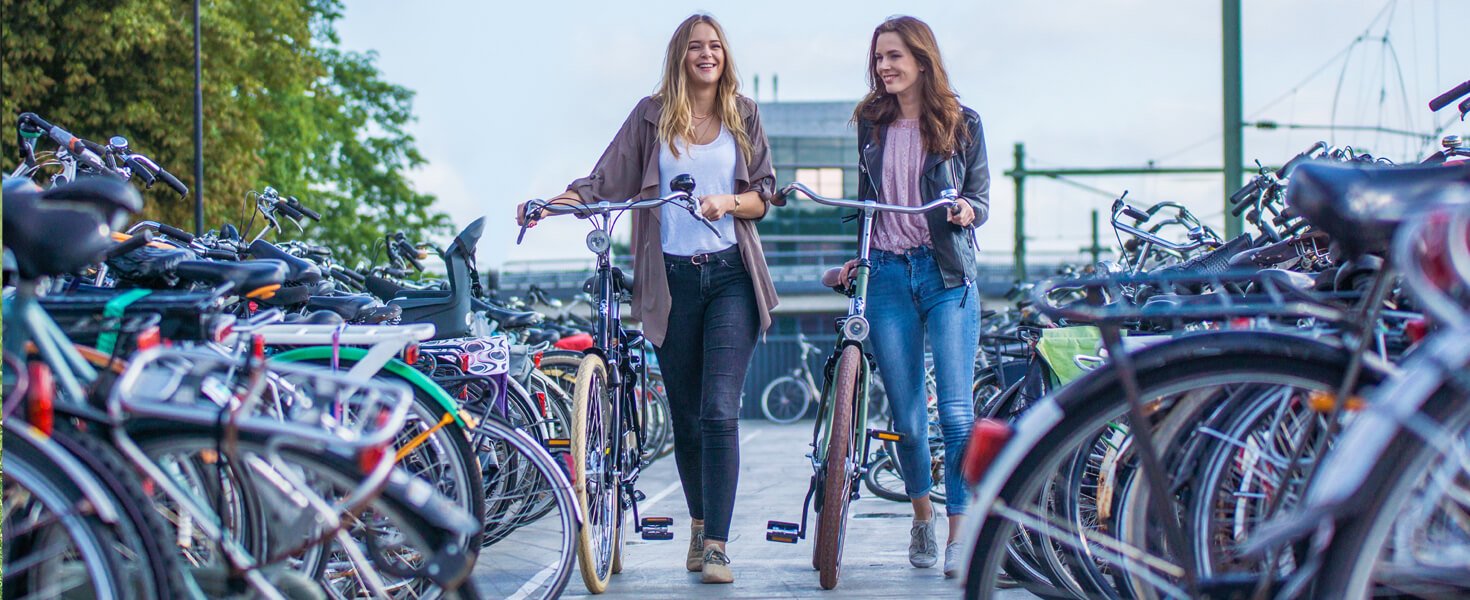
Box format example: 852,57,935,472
567,95,780,347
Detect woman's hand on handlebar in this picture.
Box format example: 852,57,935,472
947,199,976,227
698,194,736,221
517,192,581,227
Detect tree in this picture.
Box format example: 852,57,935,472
1,0,449,267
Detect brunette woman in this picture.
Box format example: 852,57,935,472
516,13,779,585
840,15,989,577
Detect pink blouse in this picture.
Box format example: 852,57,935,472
872,119,931,253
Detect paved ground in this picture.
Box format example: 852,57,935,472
549,421,1034,599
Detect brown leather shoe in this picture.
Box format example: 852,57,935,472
700,547,733,584
686,523,705,572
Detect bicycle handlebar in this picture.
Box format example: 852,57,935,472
778,182,962,215
1429,80,1470,112
518,176,707,245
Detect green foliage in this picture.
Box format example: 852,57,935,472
1,0,448,267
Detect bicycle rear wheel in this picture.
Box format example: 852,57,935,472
466,415,578,600
816,344,861,590
761,375,812,424
571,354,617,593
3,429,132,599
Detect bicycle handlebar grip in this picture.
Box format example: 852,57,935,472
335,266,366,284
18,112,53,132
287,197,322,221
1429,80,1470,112
1122,204,1149,222
106,230,153,260
398,240,426,271
157,224,195,243
1275,141,1328,179
204,248,238,261
156,168,189,197
274,200,306,221
123,156,157,186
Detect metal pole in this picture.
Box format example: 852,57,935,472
1012,142,1026,281
1089,209,1101,263
193,0,204,235
1222,0,1243,238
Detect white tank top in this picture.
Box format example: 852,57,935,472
658,125,738,256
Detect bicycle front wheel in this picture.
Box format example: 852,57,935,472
816,345,861,590
761,375,812,424
571,354,618,593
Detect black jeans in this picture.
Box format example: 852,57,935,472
652,247,759,542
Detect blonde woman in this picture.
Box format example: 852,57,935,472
517,13,778,584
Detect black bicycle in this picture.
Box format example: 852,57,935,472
516,174,718,593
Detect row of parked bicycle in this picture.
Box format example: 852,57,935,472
1,110,696,598
928,80,1470,599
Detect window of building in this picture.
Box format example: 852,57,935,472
794,167,844,198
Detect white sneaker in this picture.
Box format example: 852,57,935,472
944,542,962,578
908,518,938,568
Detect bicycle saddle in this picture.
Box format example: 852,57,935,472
282,309,343,325
358,304,402,325
173,259,288,298
305,294,377,321
245,239,322,286
107,245,194,283
1286,161,1470,258
820,266,852,294
3,177,141,279
473,298,540,329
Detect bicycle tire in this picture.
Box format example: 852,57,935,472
286,359,485,552
571,354,617,593
3,429,133,600
963,332,1382,599
862,454,911,503
50,425,193,599
761,375,812,424
466,415,578,600
816,344,861,590
1312,387,1469,600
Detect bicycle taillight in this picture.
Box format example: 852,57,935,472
961,419,1011,487
27,361,55,436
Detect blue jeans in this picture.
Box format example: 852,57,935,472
866,246,980,515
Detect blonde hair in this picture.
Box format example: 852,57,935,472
654,14,753,161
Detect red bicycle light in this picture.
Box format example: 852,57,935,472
459,352,472,373
532,352,543,369
358,408,394,474
401,343,420,366
27,362,55,437
251,334,265,361
1405,319,1430,344
961,419,1012,487
135,325,161,351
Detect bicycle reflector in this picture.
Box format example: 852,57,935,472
401,343,420,366
358,409,394,474
135,325,162,351
961,419,1012,487
27,362,55,437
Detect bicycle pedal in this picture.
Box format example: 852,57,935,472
766,520,800,544
545,437,570,449
640,526,673,541
867,428,903,443
640,516,673,528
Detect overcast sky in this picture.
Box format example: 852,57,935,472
337,0,1469,271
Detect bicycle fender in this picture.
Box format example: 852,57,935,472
269,346,465,426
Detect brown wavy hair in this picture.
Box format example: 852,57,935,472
654,14,753,162
852,16,967,155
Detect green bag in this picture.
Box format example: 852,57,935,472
1036,326,1103,387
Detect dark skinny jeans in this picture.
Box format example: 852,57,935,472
652,247,759,542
